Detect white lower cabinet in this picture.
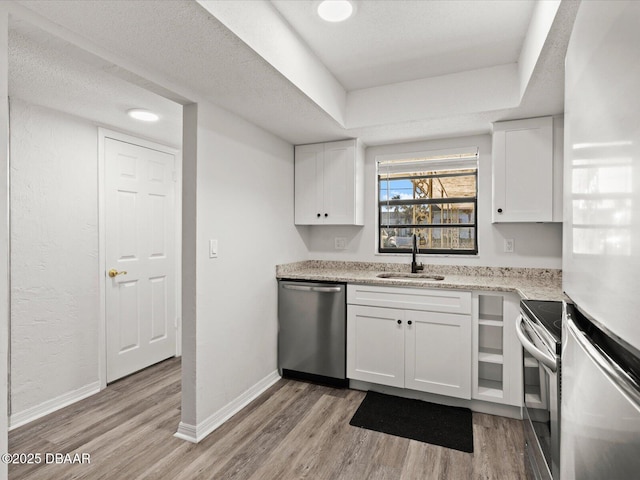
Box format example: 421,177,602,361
347,285,472,400
404,309,471,398
347,305,405,388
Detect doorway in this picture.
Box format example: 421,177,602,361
100,130,180,384
7,19,184,427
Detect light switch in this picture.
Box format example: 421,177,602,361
209,239,218,258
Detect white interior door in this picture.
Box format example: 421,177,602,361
105,137,176,382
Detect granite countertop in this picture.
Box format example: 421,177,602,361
276,261,563,301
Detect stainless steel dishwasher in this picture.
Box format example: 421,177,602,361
278,280,347,387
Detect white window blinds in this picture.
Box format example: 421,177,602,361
376,147,479,254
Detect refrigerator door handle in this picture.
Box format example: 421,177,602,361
516,315,558,372
567,316,640,408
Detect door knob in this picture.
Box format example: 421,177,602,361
108,269,127,278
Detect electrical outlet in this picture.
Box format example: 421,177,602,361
335,237,347,250
504,238,514,253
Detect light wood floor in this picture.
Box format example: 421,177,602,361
9,358,528,479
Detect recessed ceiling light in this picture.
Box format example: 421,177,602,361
127,108,159,122
317,0,354,22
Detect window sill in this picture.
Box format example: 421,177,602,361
374,251,480,259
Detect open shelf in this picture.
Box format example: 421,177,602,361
479,325,502,351
479,295,503,318
475,294,507,401
479,314,503,326
479,348,504,364
525,384,544,407
478,378,504,398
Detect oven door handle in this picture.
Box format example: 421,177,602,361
516,315,558,372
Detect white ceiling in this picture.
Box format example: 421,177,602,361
7,0,579,147
8,18,184,148
271,0,536,90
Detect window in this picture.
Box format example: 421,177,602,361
377,148,479,255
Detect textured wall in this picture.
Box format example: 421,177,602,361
1,8,10,476
181,100,309,431
9,98,100,417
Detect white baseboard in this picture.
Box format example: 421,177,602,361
174,422,198,443
174,370,281,443
9,381,101,430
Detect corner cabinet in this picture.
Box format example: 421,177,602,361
347,285,472,399
471,292,522,406
492,116,563,223
294,139,364,225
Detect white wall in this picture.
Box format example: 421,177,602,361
306,134,563,269
1,8,10,478
518,0,562,97
180,100,309,437
9,98,100,421
197,0,346,125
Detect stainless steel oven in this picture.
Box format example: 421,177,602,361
516,300,562,480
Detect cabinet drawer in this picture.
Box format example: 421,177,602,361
347,284,471,314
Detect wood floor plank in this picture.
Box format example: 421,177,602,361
243,393,355,480
370,433,410,469
42,369,180,446
400,441,473,480
9,359,529,480
320,419,378,480
472,414,528,480
167,382,322,480
289,390,372,480
204,388,333,480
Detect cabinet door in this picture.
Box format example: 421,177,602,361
347,305,405,388
492,116,554,222
405,310,472,399
294,143,324,225
322,140,356,225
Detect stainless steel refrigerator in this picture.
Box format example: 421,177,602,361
562,1,640,479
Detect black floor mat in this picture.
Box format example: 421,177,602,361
349,391,474,453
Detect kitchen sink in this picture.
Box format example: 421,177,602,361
376,272,445,281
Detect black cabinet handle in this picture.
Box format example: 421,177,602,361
324,213,328,217
407,320,413,325
317,213,321,218
397,319,402,325
497,208,503,213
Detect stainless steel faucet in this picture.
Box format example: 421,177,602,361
411,234,424,274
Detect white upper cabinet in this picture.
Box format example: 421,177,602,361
294,139,364,225
492,116,563,223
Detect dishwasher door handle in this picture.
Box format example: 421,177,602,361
282,284,342,293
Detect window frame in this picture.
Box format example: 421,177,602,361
376,148,479,256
